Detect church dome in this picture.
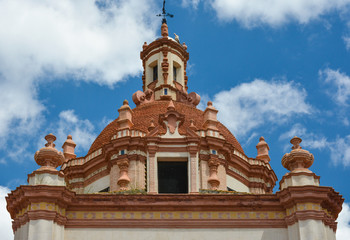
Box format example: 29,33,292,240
60,22,277,195
88,100,244,155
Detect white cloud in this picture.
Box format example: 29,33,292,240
329,135,350,167
213,79,311,137
56,110,96,154
320,68,350,105
209,0,350,27
344,36,350,50
337,202,350,240
182,0,200,9
197,93,211,111
0,80,44,139
343,117,350,126
279,124,327,151
0,186,13,240
0,0,157,146
279,124,350,167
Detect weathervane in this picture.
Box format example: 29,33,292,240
157,0,174,24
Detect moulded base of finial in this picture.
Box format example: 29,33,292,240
279,171,320,190
27,170,65,186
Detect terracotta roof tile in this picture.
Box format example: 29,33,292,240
88,101,244,154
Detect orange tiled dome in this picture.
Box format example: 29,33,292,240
88,101,244,155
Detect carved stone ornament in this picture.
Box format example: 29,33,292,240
207,157,220,190
159,101,185,134
176,90,201,107
161,22,168,37
256,136,270,163
282,136,314,172
148,119,156,132
117,158,130,190
132,89,154,106
34,133,65,171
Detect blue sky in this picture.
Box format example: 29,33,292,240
1,0,350,239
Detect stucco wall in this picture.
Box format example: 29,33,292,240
217,164,227,191
226,175,249,192
15,220,64,240
84,175,110,193
200,160,209,189
64,228,288,240
287,220,336,240
110,165,120,192
128,160,146,190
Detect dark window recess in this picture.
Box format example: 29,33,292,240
158,161,188,193
173,66,177,81
164,88,168,95
120,149,125,155
153,65,158,81
99,187,110,193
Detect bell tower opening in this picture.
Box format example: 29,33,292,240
158,159,188,194
153,65,158,82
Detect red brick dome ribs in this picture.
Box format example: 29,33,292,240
88,101,244,155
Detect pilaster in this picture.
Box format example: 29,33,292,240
187,144,199,193
147,144,158,194
277,136,343,240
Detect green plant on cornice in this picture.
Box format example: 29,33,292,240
199,189,249,195
114,188,147,195
95,188,147,195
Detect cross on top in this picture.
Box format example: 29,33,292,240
157,0,174,24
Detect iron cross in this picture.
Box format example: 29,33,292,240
156,0,174,24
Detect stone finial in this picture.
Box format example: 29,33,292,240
189,119,197,131
279,136,320,190
256,136,270,163
167,100,175,111
34,133,65,171
291,136,302,150
117,99,133,130
148,119,155,132
142,42,148,50
174,33,180,43
161,22,168,37
45,133,56,148
182,42,187,50
62,135,76,161
282,136,314,172
117,159,130,190
207,157,220,190
203,101,218,130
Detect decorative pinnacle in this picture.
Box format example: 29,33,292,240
281,136,314,172
174,33,180,43
35,133,65,170
156,0,174,24
148,119,156,132
291,136,302,150
167,100,175,111
207,101,213,107
45,133,56,148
